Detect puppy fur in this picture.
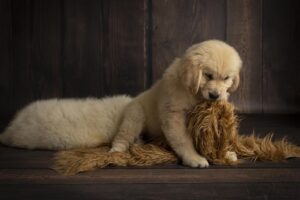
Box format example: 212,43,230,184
0,40,242,168
111,40,242,168
0,96,132,150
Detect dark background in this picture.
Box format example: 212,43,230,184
0,0,300,121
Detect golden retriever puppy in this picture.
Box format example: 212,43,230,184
111,40,242,168
0,96,132,150
0,40,241,168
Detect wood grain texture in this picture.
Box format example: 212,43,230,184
226,0,263,113
63,0,146,97
262,0,300,113
0,0,300,118
1,168,300,184
0,0,13,120
0,0,147,119
0,146,54,169
151,0,226,82
0,115,300,199
10,0,34,112
0,183,299,200
6,0,63,119
29,0,64,99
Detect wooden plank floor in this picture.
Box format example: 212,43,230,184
0,115,299,200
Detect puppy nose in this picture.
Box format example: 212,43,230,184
209,92,219,100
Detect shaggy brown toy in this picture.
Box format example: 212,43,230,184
53,101,300,175
187,101,300,164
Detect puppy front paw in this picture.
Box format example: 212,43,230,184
225,151,238,162
109,143,128,153
182,155,209,168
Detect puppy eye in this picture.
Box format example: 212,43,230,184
205,73,213,80
224,76,229,80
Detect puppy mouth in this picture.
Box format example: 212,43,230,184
202,95,218,101
208,92,220,100
207,97,220,101
201,91,221,101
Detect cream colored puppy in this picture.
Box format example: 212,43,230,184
0,96,132,150
0,40,241,168
111,40,242,168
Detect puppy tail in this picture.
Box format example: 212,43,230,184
233,133,300,161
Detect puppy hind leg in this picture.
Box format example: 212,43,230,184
110,102,145,152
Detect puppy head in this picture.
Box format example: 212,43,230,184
180,40,242,100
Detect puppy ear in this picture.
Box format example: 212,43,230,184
180,58,202,95
228,74,240,92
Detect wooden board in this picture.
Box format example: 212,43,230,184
262,0,300,113
63,0,147,97
0,0,13,120
0,114,300,199
1,168,300,184
1,0,63,120
0,0,300,118
0,183,299,200
15,0,63,97
0,0,147,120
151,0,226,82
226,0,263,113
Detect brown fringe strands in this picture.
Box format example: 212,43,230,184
53,144,177,175
53,101,300,175
186,100,239,165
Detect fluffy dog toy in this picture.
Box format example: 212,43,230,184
53,101,300,175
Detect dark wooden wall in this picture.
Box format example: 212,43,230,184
0,0,299,120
